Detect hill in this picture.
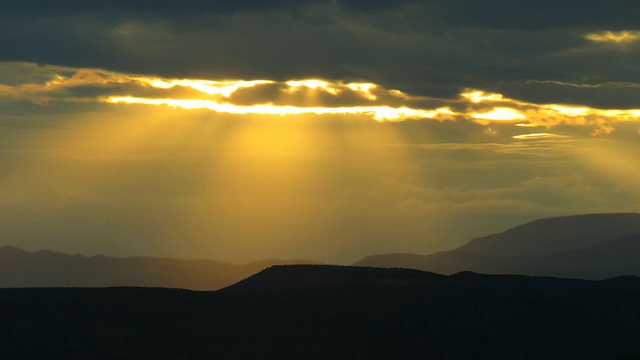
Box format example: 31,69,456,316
355,213,640,279
0,245,315,290
2,265,640,359
458,213,640,256
222,264,445,291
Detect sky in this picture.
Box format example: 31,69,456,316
1,0,640,263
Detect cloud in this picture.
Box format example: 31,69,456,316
5,0,637,29
1,0,322,18
472,108,526,121
2,0,640,111
3,62,640,133
411,1,640,30
512,133,569,140
525,80,640,89
586,30,640,44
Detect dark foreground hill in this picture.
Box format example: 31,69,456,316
2,265,640,359
355,213,640,279
0,245,314,290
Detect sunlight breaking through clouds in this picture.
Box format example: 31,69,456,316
472,108,526,121
283,79,378,100
140,78,275,97
586,30,640,43
106,96,452,121
3,62,640,133
512,133,570,140
459,87,640,133
461,90,505,103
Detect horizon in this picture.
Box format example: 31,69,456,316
2,211,640,265
2,1,640,264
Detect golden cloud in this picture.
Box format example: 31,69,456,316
106,96,455,121
459,88,640,133
586,30,640,44
2,62,640,133
512,133,570,140
471,107,526,121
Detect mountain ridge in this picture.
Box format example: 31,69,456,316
458,212,640,256
222,264,446,291
355,213,640,279
3,265,640,359
0,245,317,290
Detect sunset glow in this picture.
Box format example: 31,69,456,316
139,78,274,97
2,0,640,270
105,96,450,121
586,30,640,43
4,63,640,132
512,133,569,140
472,107,526,121
461,90,505,103
284,79,380,99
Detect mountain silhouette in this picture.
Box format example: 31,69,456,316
0,246,315,290
2,265,640,359
222,264,445,291
355,213,640,279
458,213,640,255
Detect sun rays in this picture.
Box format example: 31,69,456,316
3,62,640,141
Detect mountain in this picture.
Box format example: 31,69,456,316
527,231,640,278
2,265,640,359
0,245,315,290
458,213,640,256
222,264,445,291
355,213,640,279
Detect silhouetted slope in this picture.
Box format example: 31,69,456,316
527,232,640,279
356,233,640,279
222,264,445,291
2,265,640,359
355,250,516,275
458,213,640,256
0,246,315,290
355,213,640,279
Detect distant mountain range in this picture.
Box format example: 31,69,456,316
0,246,315,290
3,213,640,289
3,265,640,359
355,213,640,279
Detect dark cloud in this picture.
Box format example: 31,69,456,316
1,0,319,17
420,0,640,30
495,81,640,109
2,0,640,108
4,1,639,29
